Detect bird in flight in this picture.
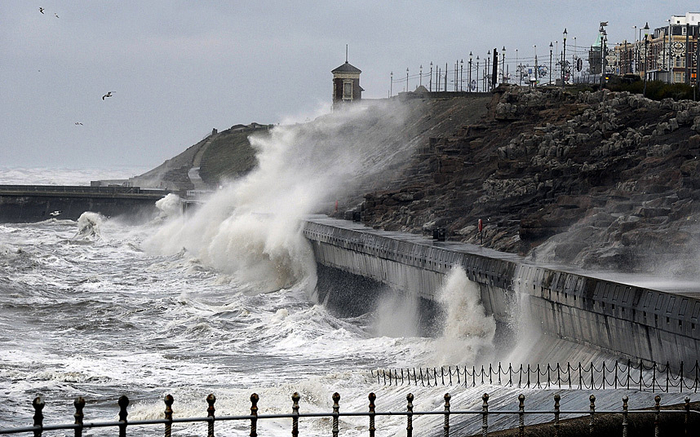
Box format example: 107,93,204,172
54,13,59,18
39,7,44,14
102,91,114,100
75,122,83,125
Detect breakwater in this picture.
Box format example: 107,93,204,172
0,185,169,222
302,215,700,374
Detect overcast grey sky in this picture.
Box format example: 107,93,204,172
1,1,695,170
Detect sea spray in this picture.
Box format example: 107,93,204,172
143,100,413,295
432,266,496,366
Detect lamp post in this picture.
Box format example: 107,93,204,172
533,45,538,87
502,46,506,84
419,65,423,87
390,71,393,97
476,56,480,92
516,48,520,86
469,52,473,92
549,42,553,85
429,62,433,92
460,59,463,91
562,28,567,91
643,22,649,96
632,25,637,73
406,68,409,92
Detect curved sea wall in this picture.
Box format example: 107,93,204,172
302,215,700,373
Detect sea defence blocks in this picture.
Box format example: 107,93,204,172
302,215,700,373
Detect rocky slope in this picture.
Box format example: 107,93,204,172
137,86,700,278
357,86,700,277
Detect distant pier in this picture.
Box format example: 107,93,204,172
0,185,169,222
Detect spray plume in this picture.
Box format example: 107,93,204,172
144,101,415,293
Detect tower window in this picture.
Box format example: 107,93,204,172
343,81,353,100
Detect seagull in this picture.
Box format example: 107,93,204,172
54,13,59,18
102,91,114,100
39,7,44,14
50,210,61,217
75,122,83,125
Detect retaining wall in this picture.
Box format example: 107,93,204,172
302,215,700,372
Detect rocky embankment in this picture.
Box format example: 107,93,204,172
358,86,700,277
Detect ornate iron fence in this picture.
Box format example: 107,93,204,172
372,361,700,392
0,391,698,437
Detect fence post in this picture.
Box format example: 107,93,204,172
614,361,618,389
536,364,541,388
654,395,661,437
443,393,451,437
207,394,216,437
163,395,173,437
546,364,551,388
368,392,376,437
553,394,560,437
291,392,300,437
527,364,531,388
653,362,657,392
680,361,684,393
508,363,513,386
556,363,561,389
640,360,644,391
332,392,340,437
473,366,476,387
518,364,523,388
456,366,460,385
684,396,690,436
249,393,259,437
498,362,502,385
481,393,489,437
118,395,129,437
74,397,85,437
666,362,670,393
627,359,631,390
579,362,583,390
489,364,493,385
406,393,414,437
588,395,596,435
622,395,629,437
518,394,525,437
32,396,44,437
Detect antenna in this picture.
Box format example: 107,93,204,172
345,44,348,63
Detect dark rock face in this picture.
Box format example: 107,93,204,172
357,87,700,277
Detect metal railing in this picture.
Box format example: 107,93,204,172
1,391,698,437
372,361,700,393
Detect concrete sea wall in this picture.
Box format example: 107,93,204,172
302,215,700,372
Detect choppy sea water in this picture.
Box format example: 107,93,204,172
0,165,507,435
1,145,697,434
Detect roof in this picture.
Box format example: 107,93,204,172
332,61,362,74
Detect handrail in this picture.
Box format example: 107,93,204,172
372,360,700,393
1,392,698,436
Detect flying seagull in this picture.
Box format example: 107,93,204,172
54,13,59,18
39,7,44,14
75,122,83,125
102,91,114,100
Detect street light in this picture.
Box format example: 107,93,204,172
549,42,553,85
643,22,649,96
429,62,433,92
502,46,506,84
476,56,480,92
562,28,567,91
469,52,473,92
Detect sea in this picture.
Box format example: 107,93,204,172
1,110,697,435
0,164,510,436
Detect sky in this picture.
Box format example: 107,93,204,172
1,1,696,170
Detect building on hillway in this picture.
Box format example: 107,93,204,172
332,59,363,110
